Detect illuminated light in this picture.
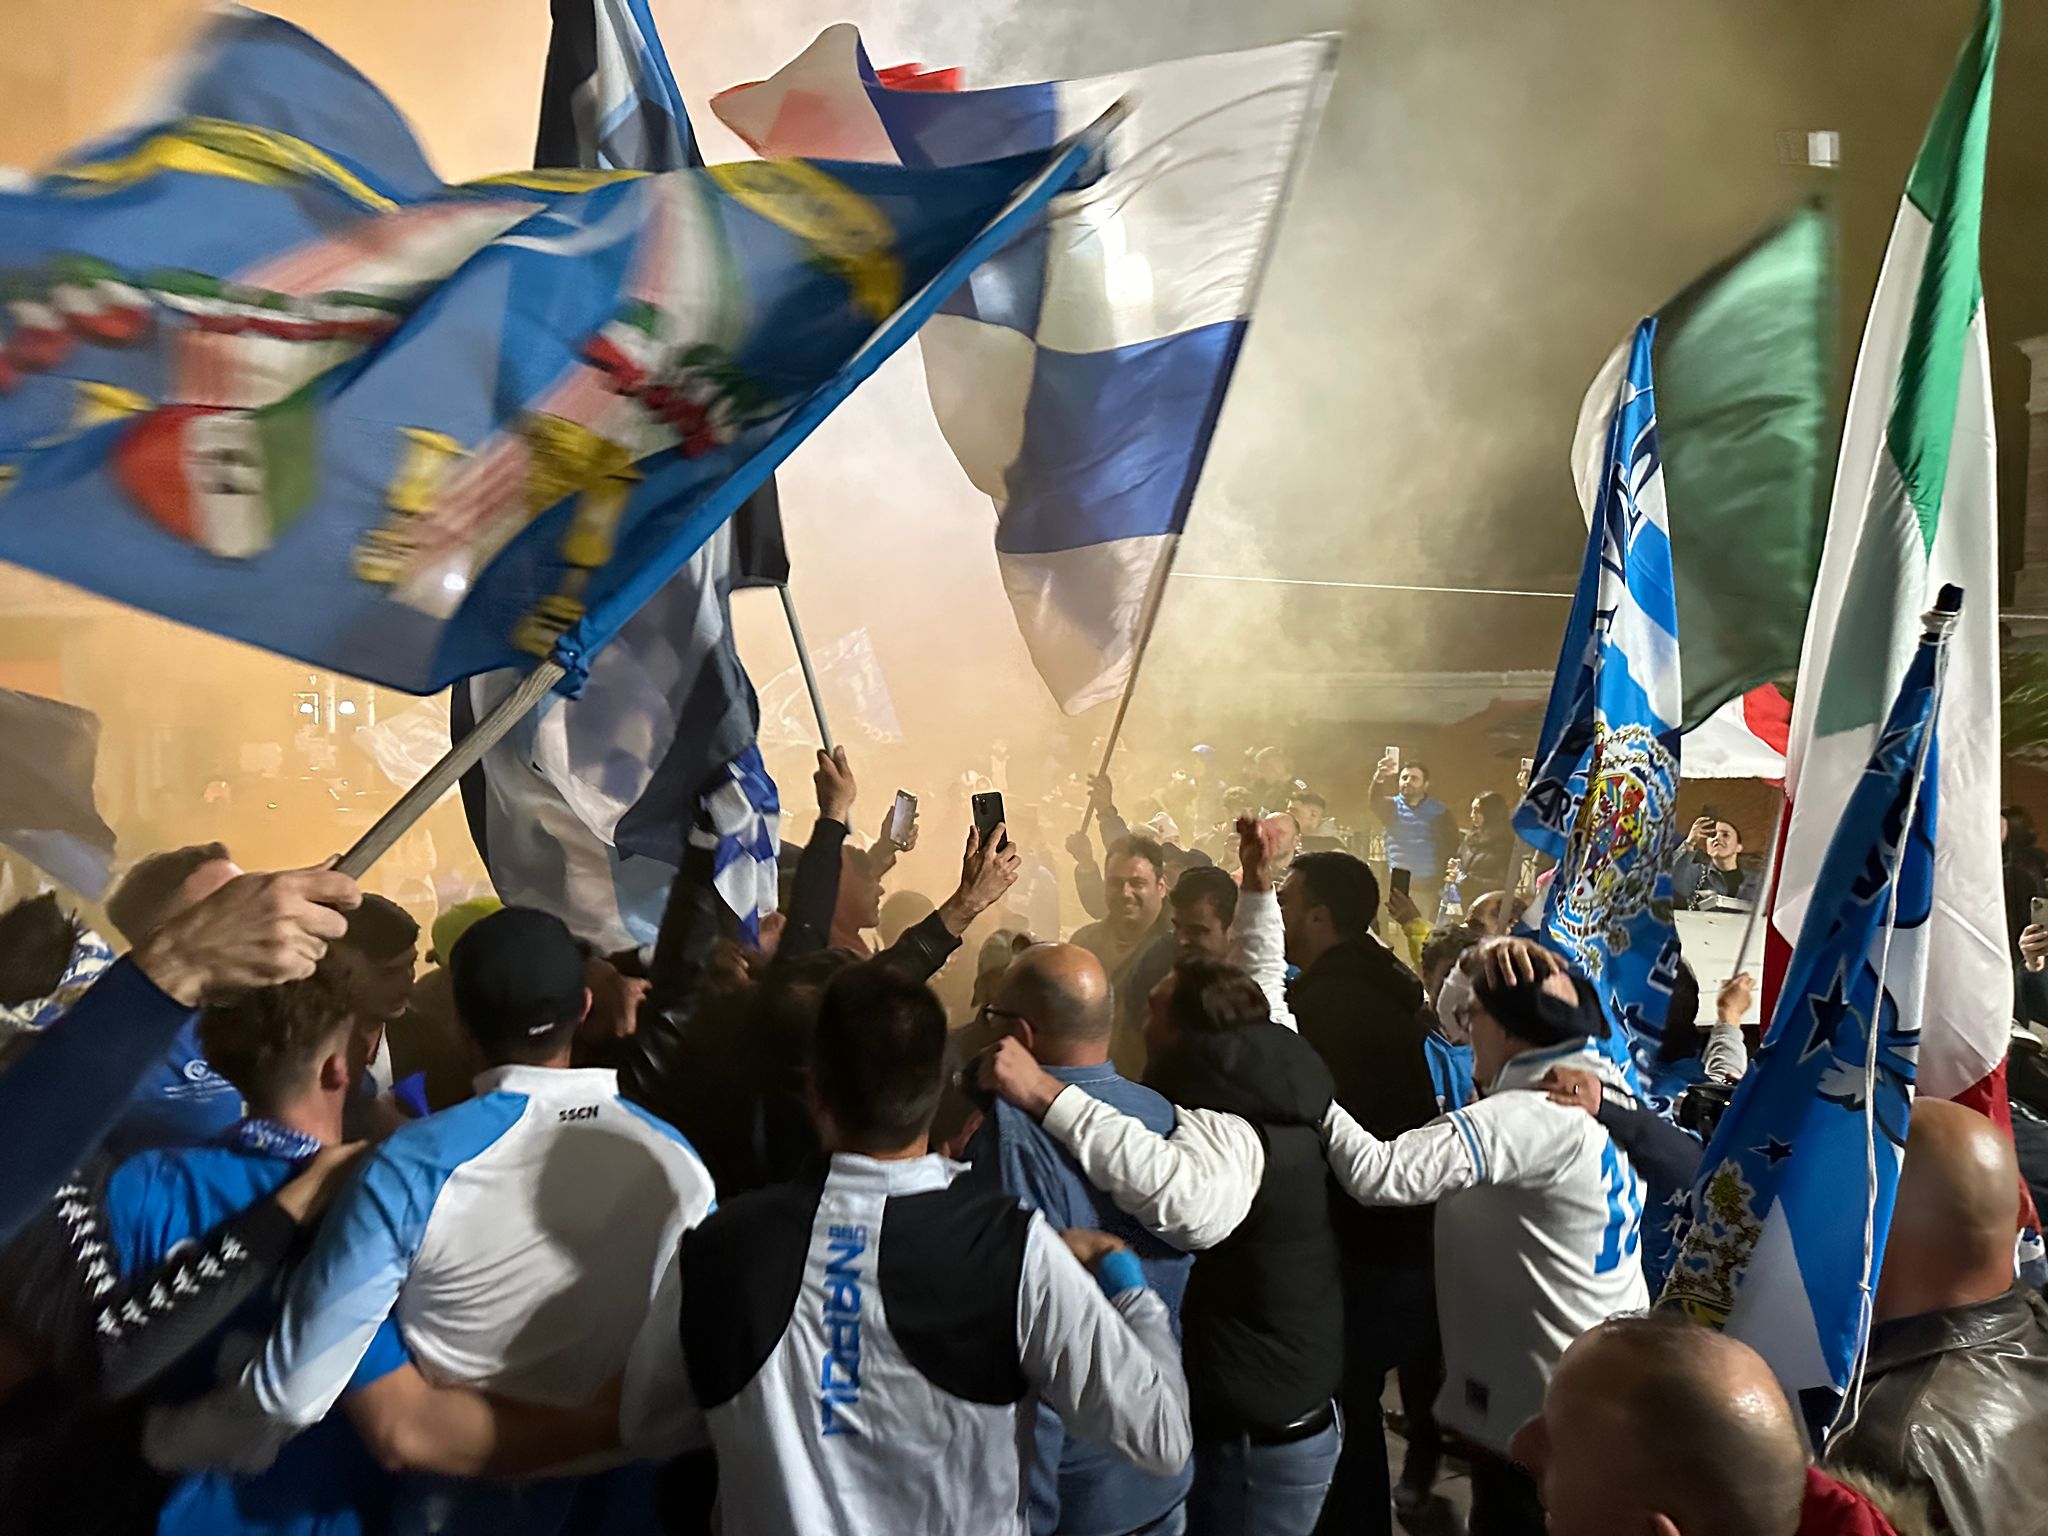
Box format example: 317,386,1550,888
298,701,316,715
336,699,357,716
441,571,469,595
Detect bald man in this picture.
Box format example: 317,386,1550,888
962,945,1193,1536
1512,1316,1810,1536
1825,1099,2048,1536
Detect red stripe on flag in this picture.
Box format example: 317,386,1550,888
1741,684,1793,757
874,63,964,92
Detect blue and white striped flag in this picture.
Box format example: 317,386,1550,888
1661,593,1953,1442
1514,321,1685,1063
712,27,1336,712
460,0,782,949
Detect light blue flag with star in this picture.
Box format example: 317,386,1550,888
1660,590,1954,1442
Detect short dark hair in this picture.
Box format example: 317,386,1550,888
1165,959,1271,1037
198,968,360,1113
1289,851,1380,938
1289,790,1327,812
341,893,419,962
1473,791,1509,829
1170,865,1239,928
811,961,948,1149
106,842,232,944
1420,922,1481,985
1106,835,1167,882
0,894,82,1006
1401,761,1430,781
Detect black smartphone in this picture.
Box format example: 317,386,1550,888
972,790,1009,851
1390,866,1412,898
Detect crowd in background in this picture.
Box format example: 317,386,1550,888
0,731,2042,1536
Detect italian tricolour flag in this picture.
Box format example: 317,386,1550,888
1767,0,2009,1113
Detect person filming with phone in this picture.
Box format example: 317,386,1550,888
1670,813,1760,910
1370,755,1452,919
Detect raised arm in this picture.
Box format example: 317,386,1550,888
0,866,358,1247
1016,1221,1190,1477
1318,1102,1482,1207
1227,814,1296,1030
882,825,1020,980
777,748,857,965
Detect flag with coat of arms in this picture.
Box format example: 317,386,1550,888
1661,592,1955,1442
1514,320,1685,1062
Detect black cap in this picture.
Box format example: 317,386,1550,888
449,907,587,1051
1473,966,1605,1047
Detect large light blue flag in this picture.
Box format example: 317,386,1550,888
0,10,1097,697
1514,321,1685,1063
1661,592,1953,1442
711,26,1337,712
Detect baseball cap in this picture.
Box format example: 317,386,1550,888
448,907,588,1051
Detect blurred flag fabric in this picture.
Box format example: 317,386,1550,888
0,689,117,898
354,694,456,801
1569,202,1836,731
1765,0,2010,1116
1662,597,1952,1441
459,0,787,947
757,625,904,749
712,27,1337,712
1681,684,1791,782
0,9,1094,697
1515,322,1684,1061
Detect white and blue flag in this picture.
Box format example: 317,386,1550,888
462,0,782,950
712,27,1337,711
1514,321,1685,1062
1661,592,1954,1441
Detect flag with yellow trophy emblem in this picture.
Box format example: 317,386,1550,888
0,9,1101,695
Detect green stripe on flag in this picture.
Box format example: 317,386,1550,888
1891,0,1999,552
1655,202,1836,729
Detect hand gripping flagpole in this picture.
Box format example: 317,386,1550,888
336,662,566,879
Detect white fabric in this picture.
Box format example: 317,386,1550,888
696,1153,1189,1536
1227,885,1297,1030
996,536,1174,714
1041,1087,1265,1252
1683,692,1787,780
919,311,1034,499
1771,204,2009,1100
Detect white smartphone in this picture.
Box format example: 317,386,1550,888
1383,744,1400,765
888,790,918,847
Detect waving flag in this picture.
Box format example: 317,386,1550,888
713,27,1336,711
0,689,117,898
758,626,904,749
0,10,1098,700
1515,323,1684,1059
1663,595,1953,1441
1766,1,2009,1116
459,0,787,948
1683,685,1792,782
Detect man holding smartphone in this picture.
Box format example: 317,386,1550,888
1370,756,1452,921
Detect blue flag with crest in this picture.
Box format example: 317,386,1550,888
1513,321,1685,1063
1660,594,1951,1441
0,9,1096,702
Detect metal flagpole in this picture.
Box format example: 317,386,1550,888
778,584,836,754
336,662,564,878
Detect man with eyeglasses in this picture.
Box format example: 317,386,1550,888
963,944,1193,1536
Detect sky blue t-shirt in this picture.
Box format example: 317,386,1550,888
104,1124,405,1536
1382,794,1453,879
966,1062,1194,1536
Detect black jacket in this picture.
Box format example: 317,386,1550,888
1149,1023,1343,1437
1828,1284,2048,1536
1288,938,1439,1265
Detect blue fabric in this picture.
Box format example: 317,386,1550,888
991,323,1247,555
965,1061,1192,1536
1093,1249,1147,1298
1422,1032,1475,1113
0,10,1094,695
105,1016,244,1159
1661,607,1947,1442
1379,796,1452,880
0,957,194,1248
1513,321,1684,1067
101,1133,403,1536
1186,1420,1339,1536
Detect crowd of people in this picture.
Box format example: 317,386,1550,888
0,736,2043,1536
